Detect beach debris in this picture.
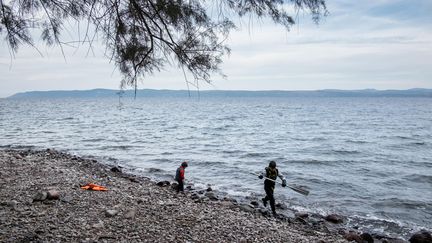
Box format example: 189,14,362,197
409,230,432,243
325,214,344,224
80,183,108,191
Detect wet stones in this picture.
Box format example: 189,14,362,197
275,202,287,210
110,166,122,173
204,191,218,201
250,201,259,207
170,182,179,190
156,181,170,187
239,204,254,213
360,233,374,243
343,231,363,243
409,230,432,243
325,214,344,224
295,212,309,219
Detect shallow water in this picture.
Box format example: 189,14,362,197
1,96,431,238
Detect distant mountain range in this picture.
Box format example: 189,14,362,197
7,88,432,99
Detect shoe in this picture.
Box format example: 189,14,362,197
262,198,267,207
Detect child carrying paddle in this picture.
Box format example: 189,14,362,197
258,161,287,215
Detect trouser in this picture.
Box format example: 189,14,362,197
264,183,276,213
177,179,184,193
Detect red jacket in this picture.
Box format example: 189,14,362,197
176,166,185,181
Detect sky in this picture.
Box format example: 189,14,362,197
1,0,432,98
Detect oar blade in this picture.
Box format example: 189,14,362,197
288,185,309,196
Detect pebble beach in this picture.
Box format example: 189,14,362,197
1,148,431,243
0,148,349,242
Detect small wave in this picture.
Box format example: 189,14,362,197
0,144,36,150
193,160,227,166
41,131,56,134
240,152,270,158
403,174,432,184
147,168,165,173
330,149,361,155
346,139,367,144
289,159,345,166
213,125,232,131
347,214,414,239
222,149,244,154
59,117,74,120
100,145,132,150
372,198,430,210
149,158,171,163
395,135,413,140
408,141,426,146
82,138,105,142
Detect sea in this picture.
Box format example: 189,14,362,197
0,96,431,239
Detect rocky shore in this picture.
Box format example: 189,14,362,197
0,149,430,243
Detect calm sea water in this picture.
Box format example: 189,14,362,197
1,97,431,238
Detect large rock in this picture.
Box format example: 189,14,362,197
239,204,254,213
295,212,309,219
110,166,122,173
360,232,374,243
409,230,432,243
204,191,218,201
105,209,119,217
250,201,259,207
33,191,47,202
170,182,179,190
156,181,170,187
344,232,362,243
46,190,60,200
325,214,344,224
275,202,287,210
92,221,104,229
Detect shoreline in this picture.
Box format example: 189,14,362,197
0,148,426,242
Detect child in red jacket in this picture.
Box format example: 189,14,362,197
175,161,188,193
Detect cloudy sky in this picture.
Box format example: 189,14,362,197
1,0,431,98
